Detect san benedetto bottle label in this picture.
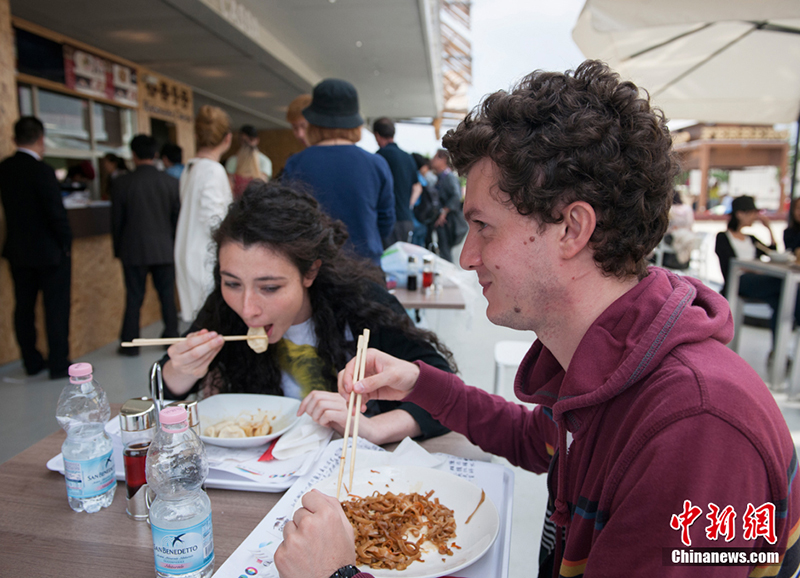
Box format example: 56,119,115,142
151,514,214,574
64,450,115,498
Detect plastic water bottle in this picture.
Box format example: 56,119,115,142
146,406,214,578
56,362,116,513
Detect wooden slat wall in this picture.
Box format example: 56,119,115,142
0,235,163,366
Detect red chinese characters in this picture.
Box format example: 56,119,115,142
705,503,737,542
743,502,777,544
670,501,776,546
671,500,703,546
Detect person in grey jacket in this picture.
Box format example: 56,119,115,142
111,134,180,354
429,148,465,261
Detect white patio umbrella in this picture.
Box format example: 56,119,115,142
572,0,800,194
573,0,800,124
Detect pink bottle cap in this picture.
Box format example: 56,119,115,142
159,406,188,425
68,363,93,377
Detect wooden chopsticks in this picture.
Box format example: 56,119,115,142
336,328,370,500
120,335,266,347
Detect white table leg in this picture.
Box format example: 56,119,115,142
727,264,743,352
771,273,799,389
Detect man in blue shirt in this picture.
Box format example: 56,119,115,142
282,79,394,267
160,143,184,180
373,117,421,247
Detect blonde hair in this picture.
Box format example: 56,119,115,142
306,125,362,146
235,144,261,179
195,105,231,149
287,94,312,123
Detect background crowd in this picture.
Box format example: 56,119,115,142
0,77,469,372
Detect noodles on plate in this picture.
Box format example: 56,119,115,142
341,490,457,570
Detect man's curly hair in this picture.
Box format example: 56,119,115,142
443,60,678,279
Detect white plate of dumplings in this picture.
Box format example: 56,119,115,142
197,393,301,448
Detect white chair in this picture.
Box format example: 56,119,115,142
653,232,704,274
730,297,773,353
493,340,535,395
652,238,675,268
690,232,712,282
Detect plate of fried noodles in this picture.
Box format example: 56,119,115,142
307,465,499,578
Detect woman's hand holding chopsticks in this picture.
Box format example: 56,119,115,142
160,329,225,397
337,348,421,412
298,389,422,446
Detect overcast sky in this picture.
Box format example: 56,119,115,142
468,0,586,106
363,0,588,156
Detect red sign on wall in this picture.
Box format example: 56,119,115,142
64,45,137,107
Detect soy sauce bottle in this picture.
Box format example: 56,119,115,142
407,255,419,291
120,397,157,520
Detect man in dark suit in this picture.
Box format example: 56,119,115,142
0,116,72,379
373,117,421,247
111,134,180,355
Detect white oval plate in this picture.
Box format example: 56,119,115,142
305,465,499,578
770,251,795,263
197,394,300,448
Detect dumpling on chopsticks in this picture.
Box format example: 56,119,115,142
247,326,268,353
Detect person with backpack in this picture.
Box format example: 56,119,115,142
429,149,468,262
410,153,440,247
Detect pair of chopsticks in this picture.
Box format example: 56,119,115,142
120,335,265,347
336,328,371,500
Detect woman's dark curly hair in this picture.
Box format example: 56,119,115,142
194,180,456,395
443,60,679,279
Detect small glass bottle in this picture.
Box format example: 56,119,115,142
120,397,157,521
407,255,419,291
422,255,434,289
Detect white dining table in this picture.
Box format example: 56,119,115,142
726,258,800,392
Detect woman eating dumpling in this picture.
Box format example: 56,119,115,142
160,181,454,443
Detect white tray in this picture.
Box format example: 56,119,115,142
212,439,515,578
46,418,331,493
46,451,294,492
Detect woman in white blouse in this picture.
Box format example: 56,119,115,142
175,105,233,322
714,195,798,354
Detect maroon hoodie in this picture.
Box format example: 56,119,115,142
399,268,800,577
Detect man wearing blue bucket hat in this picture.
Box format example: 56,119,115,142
283,79,395,268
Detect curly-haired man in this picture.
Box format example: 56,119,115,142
276,61,800,578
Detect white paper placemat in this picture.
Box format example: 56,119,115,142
213,438,515,578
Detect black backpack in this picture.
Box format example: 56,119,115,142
413,184,441,225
